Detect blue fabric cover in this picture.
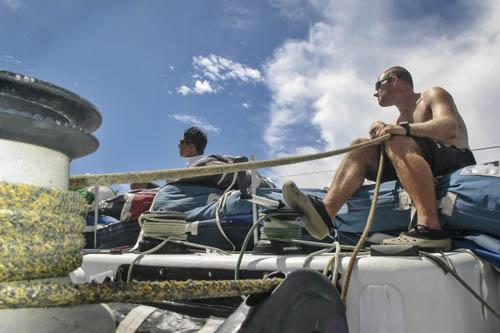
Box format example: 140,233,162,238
452,234,500,267
83,220,141,249
151,184,254,221
151,166,500,240
86,213,120,226
187,215,255,250
152,184,326,222
333,181,410,234
333,166,500,238
436,166,500,237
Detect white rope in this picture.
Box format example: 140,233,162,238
127,237,171,283
302,246,336,268
214,190,237,251
453,249,488,319
332,241,341,287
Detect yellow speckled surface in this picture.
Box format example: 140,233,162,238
0,182,282,308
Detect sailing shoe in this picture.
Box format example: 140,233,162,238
282,180,333,240
382,225,452,251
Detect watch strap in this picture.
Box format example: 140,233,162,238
400,122,411,136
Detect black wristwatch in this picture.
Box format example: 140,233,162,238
399,121,411,136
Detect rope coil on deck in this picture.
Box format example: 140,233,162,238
0,181,281,309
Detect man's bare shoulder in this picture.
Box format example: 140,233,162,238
421,87,453,103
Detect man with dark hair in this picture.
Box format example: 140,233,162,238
283,66,476,250
178,127,208,166
382,66,414,88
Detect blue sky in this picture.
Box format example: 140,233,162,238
2,0,500,188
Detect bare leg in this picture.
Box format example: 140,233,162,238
323,138,379,218
385,136,441,230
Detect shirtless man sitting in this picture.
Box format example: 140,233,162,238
283,66,476,249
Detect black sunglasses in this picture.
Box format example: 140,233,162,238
179,139,192,145
375,76,393,91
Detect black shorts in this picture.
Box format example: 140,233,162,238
366,137,477,182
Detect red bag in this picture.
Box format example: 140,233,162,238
120,190,158,222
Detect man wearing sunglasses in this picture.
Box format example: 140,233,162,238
283,66,475,250
178,127,208,166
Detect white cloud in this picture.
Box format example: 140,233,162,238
177,54,262,96
193,80,214,94
169,114,221,134
176,80,214,96
176,85,192,96
193,54,263,83
264,0,500,187
242,102,250,109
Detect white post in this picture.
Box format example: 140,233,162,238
93,186,99,249
251,154,259,244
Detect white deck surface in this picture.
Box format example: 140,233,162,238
73,251,500,333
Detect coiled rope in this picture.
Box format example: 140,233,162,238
127,211,231,283
139,211,188,240
0,182,281,309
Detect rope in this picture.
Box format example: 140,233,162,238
128,210,232,282
341,145,385,303
322,242,342,288
139,211,187,240
471,144,500,152
234,214,267,280
166,239,230,255
302,246,337,268
419,251,499,319
331,242,342,287
69,135,391,187
127,238,171,283
260,216,302,241
0,182,281,309
0,182,86,283
0,278,282,310
215,190,237,251
452,249,488,318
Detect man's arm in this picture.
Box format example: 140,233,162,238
407,87,459,141
380,87,459,141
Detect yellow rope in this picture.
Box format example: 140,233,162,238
69,135,391,187
0,181,281,309
340,145,385,303
0,182,87,284
0,278,282,310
